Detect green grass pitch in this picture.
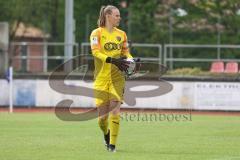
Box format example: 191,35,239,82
0,112,240,160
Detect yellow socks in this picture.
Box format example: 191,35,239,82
109,114,120,145
98,114,120,145
98,117,109,135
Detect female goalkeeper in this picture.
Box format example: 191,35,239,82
90,5,133,152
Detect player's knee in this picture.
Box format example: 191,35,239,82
110,100,121,115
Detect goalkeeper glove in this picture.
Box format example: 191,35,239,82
106,57,129,72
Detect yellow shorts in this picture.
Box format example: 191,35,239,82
94,79,125,107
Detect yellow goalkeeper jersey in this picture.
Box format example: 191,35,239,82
90,27,133,80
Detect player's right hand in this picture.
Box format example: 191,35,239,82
106,57,130,72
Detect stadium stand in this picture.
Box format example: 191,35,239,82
210,61,224,73
224,62,238,73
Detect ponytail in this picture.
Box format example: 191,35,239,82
97,6,106,27
97,5,118,27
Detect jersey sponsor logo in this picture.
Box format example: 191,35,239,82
91,36,98,45
104,42,123,51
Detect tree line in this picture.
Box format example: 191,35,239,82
1,0,240,66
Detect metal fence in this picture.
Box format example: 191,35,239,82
164,44,240,70
8,42,240,74
10,42,79,73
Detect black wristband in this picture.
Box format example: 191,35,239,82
106,57,112,63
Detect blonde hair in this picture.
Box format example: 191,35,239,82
97,5,118,27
